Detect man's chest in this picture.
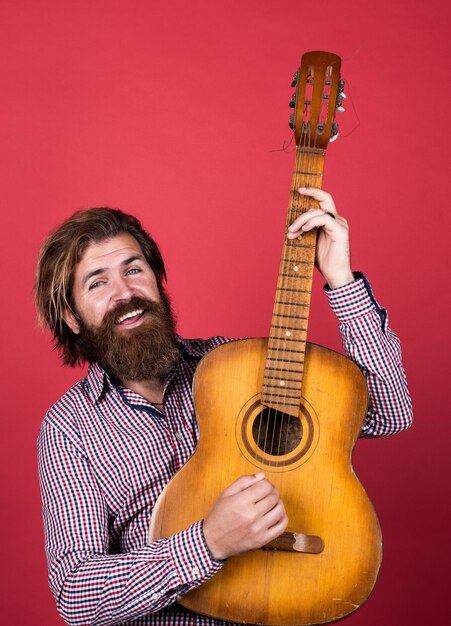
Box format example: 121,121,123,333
77,383,199,542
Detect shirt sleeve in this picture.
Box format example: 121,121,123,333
38,420,223,626
324,273,413,437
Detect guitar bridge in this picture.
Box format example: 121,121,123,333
262,531,324,554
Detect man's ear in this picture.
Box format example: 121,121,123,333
63,309,81,334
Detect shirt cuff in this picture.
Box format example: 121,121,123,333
168,521,224,586
324,272,386,324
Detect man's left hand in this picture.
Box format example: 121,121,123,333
286,187,354,289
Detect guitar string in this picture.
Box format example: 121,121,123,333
263,88,311,466
278,143,303,458
268,113,312,463
280,77,323,461
258,67,328,473
269,65,330,479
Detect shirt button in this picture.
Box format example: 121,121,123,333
192,566,200,577
151,592,159,601
175,431,183,441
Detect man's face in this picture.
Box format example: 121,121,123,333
68,232,161,332
64,233,180,381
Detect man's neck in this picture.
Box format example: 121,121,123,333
120,377,165,406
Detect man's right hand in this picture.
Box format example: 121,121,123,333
202,473,288,561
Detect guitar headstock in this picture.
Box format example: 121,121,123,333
289,51,343,150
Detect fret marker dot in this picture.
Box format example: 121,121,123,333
280,380,286,386
285,331,291,337
293,266,299,272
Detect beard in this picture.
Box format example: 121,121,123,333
77,293,181,382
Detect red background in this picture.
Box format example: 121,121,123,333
1,1,450,624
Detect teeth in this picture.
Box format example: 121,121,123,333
116,309,144,324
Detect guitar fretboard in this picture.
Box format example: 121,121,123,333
261,148,326,415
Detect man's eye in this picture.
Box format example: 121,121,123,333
126,268,141,275
89,281,104,290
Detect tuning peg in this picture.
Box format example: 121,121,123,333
291,70,299,87
330,123,339,142
289,93,296,108
289,114,295,130
338,79,345,93
336,94,345,112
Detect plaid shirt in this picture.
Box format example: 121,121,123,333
38,274,412,626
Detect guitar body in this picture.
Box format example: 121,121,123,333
149,338,382,625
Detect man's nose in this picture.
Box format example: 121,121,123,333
111,276,132,302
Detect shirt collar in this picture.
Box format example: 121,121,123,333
85,362,111,404
176,335,211,358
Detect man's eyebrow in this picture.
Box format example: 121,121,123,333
82,268,105,288
81,255,146,287
122,254,145,266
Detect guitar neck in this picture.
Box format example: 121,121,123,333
261,147,326,414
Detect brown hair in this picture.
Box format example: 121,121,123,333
35,207,167,366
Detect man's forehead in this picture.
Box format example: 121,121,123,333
79,233,144,264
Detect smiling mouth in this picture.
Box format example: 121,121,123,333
115,309,146,325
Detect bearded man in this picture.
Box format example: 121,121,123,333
36,188,412,626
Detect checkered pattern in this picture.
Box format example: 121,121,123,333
325,273,413,437
38,275,412,625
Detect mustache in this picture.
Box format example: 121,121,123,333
101,296,163,327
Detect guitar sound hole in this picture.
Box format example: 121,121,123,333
252,408,302,456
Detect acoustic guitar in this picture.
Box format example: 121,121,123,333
149,51,382,625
